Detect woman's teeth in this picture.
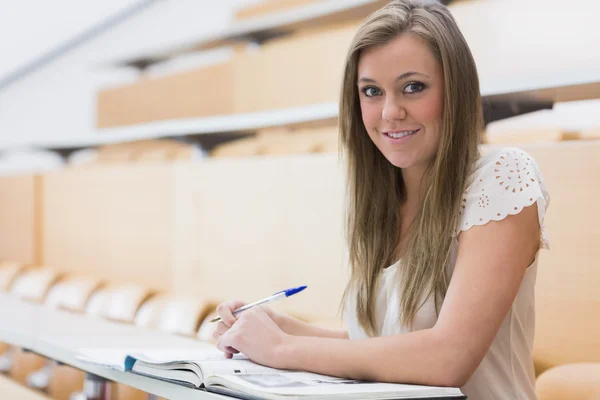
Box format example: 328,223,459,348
385,129,418,139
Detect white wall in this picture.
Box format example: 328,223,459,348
0,0,257,149
1,0,599,150
0,0,143,80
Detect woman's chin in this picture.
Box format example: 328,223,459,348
385,156,414,169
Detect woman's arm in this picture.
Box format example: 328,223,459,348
218,203,541,387
275,312,348,339
213,300,348,344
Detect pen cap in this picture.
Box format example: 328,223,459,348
283,285,307,297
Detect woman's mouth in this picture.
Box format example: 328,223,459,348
383,128,420,139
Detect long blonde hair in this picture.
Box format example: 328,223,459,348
340,0,482,334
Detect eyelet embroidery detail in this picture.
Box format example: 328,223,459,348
478,189,489,208
493,151,535,193
455,148,550,249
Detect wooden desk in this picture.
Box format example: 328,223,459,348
0,374,50,399
0,293,40,349
0,293,229,399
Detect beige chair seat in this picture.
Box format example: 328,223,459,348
4,267,62,381
134,294,216,336
197,311,218,343
0,261,27,356
0,261,26,291
117,293,212,400
44,276,103,312
25,277,103,390
10,267,62,303
536,363,600,400
65,283,153,400
85,283,153,322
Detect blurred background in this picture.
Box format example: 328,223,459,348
0,1,598,399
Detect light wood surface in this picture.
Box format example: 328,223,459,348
9,348,47,385
28,140,600,377
0,374,50,400
235,0,323,19
210,126,339,157
0,175,40,264
579,128,600,140
41,165,176,290
47,365,85,400
512,142,600,373
484,128,580,145
233,22,359,113
535,363,600,400
98,61,235,128
173,154,348,320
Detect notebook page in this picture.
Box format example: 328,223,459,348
200,358,281,377
208,372,464,399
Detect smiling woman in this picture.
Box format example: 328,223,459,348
213,1,549,399
357,34,444,171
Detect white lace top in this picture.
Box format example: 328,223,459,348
344,147,550,400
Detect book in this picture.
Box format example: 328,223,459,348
76,346,466,400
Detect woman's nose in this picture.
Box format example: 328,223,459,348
381,99,407,122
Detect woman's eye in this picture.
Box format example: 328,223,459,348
362,87,382,97
404,82,425,94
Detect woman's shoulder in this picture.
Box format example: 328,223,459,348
455,146,550,240
468,146,546,193
475,146,540,177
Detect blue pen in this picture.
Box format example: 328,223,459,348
210,285,307,323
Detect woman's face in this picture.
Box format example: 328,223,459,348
357,33,444,170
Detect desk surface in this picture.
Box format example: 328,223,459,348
0,292,230,399
0,374,51,400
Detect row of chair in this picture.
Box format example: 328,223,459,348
212,126,600,158
210,126,339,157
0,259,221,400
72,127,340,165
68,139,206,166
68,125,600,166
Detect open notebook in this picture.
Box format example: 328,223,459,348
76,347,466,400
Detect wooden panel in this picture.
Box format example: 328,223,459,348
234,22,359,113
41,165,176,290
48,365,84,400
580,129,600,140
97,61,235,128
235,0,323,19
0,175,39,264
210,126,339,158
484,128,580,145
509,142,600,372
0,374,50,400
259,126,340,155
173,154,348,320
9,349,46,385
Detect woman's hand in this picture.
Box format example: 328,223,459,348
212,299,246,357
216,306,292,369
212,300,286,357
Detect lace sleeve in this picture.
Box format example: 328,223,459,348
455,147,550,249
